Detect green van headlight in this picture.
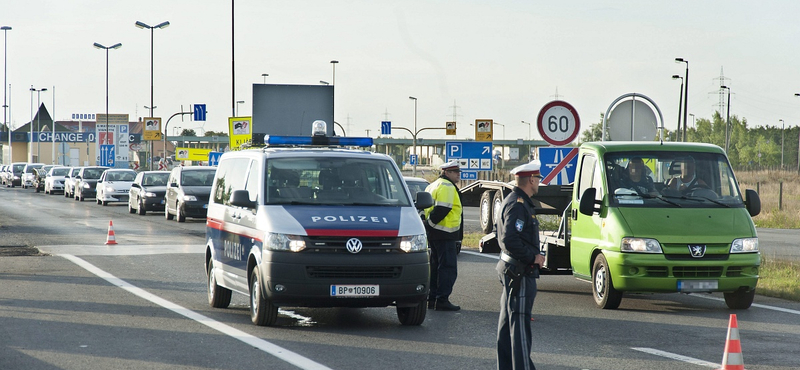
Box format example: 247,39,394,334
731,237,758,253
621,237,663,253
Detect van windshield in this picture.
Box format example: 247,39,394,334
605,151,744,208
265,157,411,206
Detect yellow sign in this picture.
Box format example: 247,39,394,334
475,119,493,142
143,117,162,141
446,121,456,135
228,116,253,150
175,147,213,162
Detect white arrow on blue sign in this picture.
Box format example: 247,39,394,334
381,121,391,135
194,104,207,121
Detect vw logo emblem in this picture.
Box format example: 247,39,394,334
688,244,706,258
346,238,363,254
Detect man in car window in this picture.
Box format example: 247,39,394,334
621,157,658,196
667,156,707,192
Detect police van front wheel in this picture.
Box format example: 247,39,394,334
592,254,622,309
207,260,232,308
397,300,427,326
250,270,278,326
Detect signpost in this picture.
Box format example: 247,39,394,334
474,119,493,142
445,141,493,180
537,101,580,146
381,121,391,135
538,147,578,185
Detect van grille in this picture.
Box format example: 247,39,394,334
303,236,400,253
673,266,723,278
306,266,402,279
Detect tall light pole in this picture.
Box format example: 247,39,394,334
722,85,731,153
2,26,10,164
94,42,122,166
795,93,800,172
494,122,505,140
672,75,684,141
409,96,417,177
521,120,531,140
330,60,338,85
261,73,268,84
331,61,338,130
29,87,47,162
688,113,695,142
136,21,168,171
780,119,785,169
236,100,244,116
675,57,689,142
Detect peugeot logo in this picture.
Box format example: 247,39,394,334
688,244,706,258
346,238,363,254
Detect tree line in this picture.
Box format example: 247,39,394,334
579,111,800,171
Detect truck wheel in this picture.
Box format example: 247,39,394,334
397,300,427,326
208,260,232,308
723,288,755,309
592,254,622,309
493,190,505,230
479,191,496,234
250,269,278,326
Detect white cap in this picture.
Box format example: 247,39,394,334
440,160,461,171
510,160,541,177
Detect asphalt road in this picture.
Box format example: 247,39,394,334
1,186,799,370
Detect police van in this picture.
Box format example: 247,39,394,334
205,121,434,326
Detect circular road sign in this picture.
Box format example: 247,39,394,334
537,100,581,146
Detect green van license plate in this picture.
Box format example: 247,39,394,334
677,280,718,292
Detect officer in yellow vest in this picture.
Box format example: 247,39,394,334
423,160,463,311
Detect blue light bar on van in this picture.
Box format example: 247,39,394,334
263,135,373,147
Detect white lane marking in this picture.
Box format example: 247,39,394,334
631,347,718,368
60,254,333,370
460,250,499,259
688,293,800,315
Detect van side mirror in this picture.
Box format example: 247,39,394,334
744,189,760,217
578,188,600,216
414,191,433,210
230,189,256,208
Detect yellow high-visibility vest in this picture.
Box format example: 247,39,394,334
424,178,462,233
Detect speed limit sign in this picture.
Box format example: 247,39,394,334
537,100,580,146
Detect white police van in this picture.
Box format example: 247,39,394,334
205,121,434,326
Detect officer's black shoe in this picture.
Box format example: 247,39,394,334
427,300,435,309
435,299,460,311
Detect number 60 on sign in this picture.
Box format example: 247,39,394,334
537,100,580,146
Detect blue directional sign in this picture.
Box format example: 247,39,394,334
410,154,418,165
445,141,493,171
538,146,579,185
460,171,478,180
208,151,222,167
194,104,207,121
381,121,391,135
100,145,116,168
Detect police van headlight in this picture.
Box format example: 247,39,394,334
621,237,663,253
731,237,758,253
400,234,427,252
266,233,306,252
182,195,198,201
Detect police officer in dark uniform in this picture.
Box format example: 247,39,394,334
496,160,545,370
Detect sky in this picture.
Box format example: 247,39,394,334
3,0,800,142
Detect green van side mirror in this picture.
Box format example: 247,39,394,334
744,189,760,217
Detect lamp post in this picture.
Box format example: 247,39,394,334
675,57,689,142
689,113,695,128
136,21,168,171
2,25,10,164
261,73,268,84
93,42,122,166
722,85,731,153
494,122,505,140
521,120,531,140
236,100,244,116
672,75,684,141
795,93,800,172
409,96,417,177
780,119,785,169
29,87,47,162
330,60,338,85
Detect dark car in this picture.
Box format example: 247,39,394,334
33,168,47,193
74,166,109,201
8,163,25,187
128,171,171,215
164,166,216,222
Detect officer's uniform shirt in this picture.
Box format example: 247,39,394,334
496,186,540,267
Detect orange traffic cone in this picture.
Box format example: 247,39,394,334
105,220,118,245
718,314,745,370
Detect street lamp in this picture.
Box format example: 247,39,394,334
236,100,244,116
330,60,338,85
672,75,684,141
689,113,695,128
409,96,417,177
780,119,785,168
521,120,531,140
136,20,169,171
721,85,731,153
2,25,10,164
795,93,800,172
494,122,505,140
675,57,689,142
319,80,329,85
93,42,122,166
29,87,47,162
261,73,268,84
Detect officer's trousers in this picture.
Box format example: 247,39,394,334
428,239,458,300
496,269,537,370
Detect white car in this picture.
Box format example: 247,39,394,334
96,169,137,206
21,163,44,188
44,166,71,194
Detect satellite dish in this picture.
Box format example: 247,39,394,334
602,93,664,142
